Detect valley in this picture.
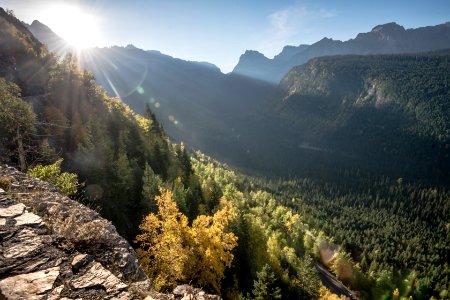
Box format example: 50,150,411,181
1,5,449,299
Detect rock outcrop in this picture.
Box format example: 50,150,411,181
0,165,220,300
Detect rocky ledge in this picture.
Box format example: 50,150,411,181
0,165,220,300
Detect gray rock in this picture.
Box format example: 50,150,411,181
71,253,93,273
3,228,43,258
111,291,133,300
71,261,128,294
47,285,64,300
0,266,60,299
21,257,51,273
0,203,25,217
173,284,194,296
0,217,5,225
14,211,43,226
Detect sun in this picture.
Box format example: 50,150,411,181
41,4,102,49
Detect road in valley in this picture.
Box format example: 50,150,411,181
314,262,359,300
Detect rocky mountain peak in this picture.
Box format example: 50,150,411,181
274,44,310,61
241,50,268,60
371,22,405,35
125,44,139,50
30,20,49,29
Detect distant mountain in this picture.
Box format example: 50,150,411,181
77,45,276,167
24,20,72,57
233,22,450,83
24,20,274,167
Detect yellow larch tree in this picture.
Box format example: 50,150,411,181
135,189,238,293
186,199,238,293
135,189,190,291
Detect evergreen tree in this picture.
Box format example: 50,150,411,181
0,78,36,170
251,264,282,300
141,163,162,215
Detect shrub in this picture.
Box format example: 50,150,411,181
27,159,79,195
0,176,11,191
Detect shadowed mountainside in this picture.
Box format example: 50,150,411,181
257,51,450,182
77,45,277,168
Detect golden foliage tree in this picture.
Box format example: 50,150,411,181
135,189,238,293
135,189,190,291
186,199,238,292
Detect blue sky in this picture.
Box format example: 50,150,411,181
2,0,450,72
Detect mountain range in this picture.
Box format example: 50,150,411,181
233,22,450,83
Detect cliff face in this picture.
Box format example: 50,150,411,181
0,165,220,300
0,164,147,299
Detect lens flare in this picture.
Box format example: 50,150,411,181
137,86,145,94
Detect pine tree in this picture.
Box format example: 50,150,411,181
0,78,36,170
251,264,282,300
141,163,162,215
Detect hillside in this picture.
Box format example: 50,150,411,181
77,45,277,167
26,18,450,183
2,7,450,299
233,22,450,83
22,19,278,168
0,164,220,299
0,7,192,240
0,9,49,95
262,51,450,183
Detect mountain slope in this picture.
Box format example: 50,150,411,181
0,8,191,240
262,50,450,182
233,22,450,83
77,45,277,167
0,9,50,95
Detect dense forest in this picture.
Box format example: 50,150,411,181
191,153,449,299
1,7,449,300
263,52,450,184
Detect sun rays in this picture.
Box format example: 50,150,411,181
40,3,102,50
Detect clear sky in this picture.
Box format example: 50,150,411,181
2,0,450,72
